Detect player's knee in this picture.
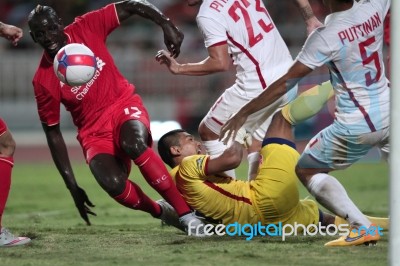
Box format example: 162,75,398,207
198,120,218,141
120,137,148,159
119,120,150,158
0,132,16,156
98,173,126,197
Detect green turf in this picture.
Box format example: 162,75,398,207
0,162,389,266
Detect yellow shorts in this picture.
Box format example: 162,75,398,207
250,142,319,228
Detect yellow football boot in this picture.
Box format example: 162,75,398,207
325,224,381,247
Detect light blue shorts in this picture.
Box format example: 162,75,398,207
297,123,389,170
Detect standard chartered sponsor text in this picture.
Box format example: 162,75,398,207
71,69,101,100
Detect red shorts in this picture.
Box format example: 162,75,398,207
78,94,153,173
0,118,8,136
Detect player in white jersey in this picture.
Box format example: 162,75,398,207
220,0,390,246
156,0,322,180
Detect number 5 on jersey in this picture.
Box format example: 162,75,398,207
358,36,382,87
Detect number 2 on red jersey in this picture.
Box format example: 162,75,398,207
124,106,142,118
228,0,274,47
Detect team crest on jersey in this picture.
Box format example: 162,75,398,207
64,56,106,100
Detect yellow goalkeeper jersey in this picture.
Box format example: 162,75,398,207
170,142,320,228
170,155,261,225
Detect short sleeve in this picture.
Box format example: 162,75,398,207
196,15,228,48
34,83,61,126
296,28,333,70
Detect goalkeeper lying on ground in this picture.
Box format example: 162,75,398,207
155,82,388,239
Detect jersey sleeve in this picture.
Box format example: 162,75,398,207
296,28,333,70
73,4,120,42
196,15,228,48
33,83,61,126
178,155,210,181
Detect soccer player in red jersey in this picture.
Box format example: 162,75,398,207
27,1,204,235
0,21,31,247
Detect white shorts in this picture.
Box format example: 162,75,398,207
298,123,390,170
203,83,297,141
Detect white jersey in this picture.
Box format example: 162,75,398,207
197,0,294,96
297,0,391,134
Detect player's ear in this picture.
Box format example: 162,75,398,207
29,31,37,43
170,146,181,156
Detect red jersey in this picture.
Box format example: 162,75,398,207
32,4,138,140
384,11,390,46
0,118,7,135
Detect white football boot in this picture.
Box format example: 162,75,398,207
0,227,31,247
156,199,206,237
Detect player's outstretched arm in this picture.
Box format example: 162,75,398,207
42,123,96,225
220,61,312,144
0,21,23,46
115,0,183,57
293,0,323,35
155,44,230,76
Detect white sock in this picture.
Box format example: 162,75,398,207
307,173,371,227
202,139,236,179
247,152,260,181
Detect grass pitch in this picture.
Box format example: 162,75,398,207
0,161,389,266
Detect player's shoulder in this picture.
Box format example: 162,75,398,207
180,155,208,173
305,25,328,43
314,26,327,34
69,4,115,27
308,18,342,43
198,0,227,17
33,55,59,88
34,53,53,75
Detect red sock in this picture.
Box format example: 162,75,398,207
114,180,161,217
0,157,13,228
133,148,191,216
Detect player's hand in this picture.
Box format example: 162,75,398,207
161,23,184,58
219,112,248,145
234,127,252,148
69,185,96,225
155,49,181,74
305,17,323,35
0,23,23,46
